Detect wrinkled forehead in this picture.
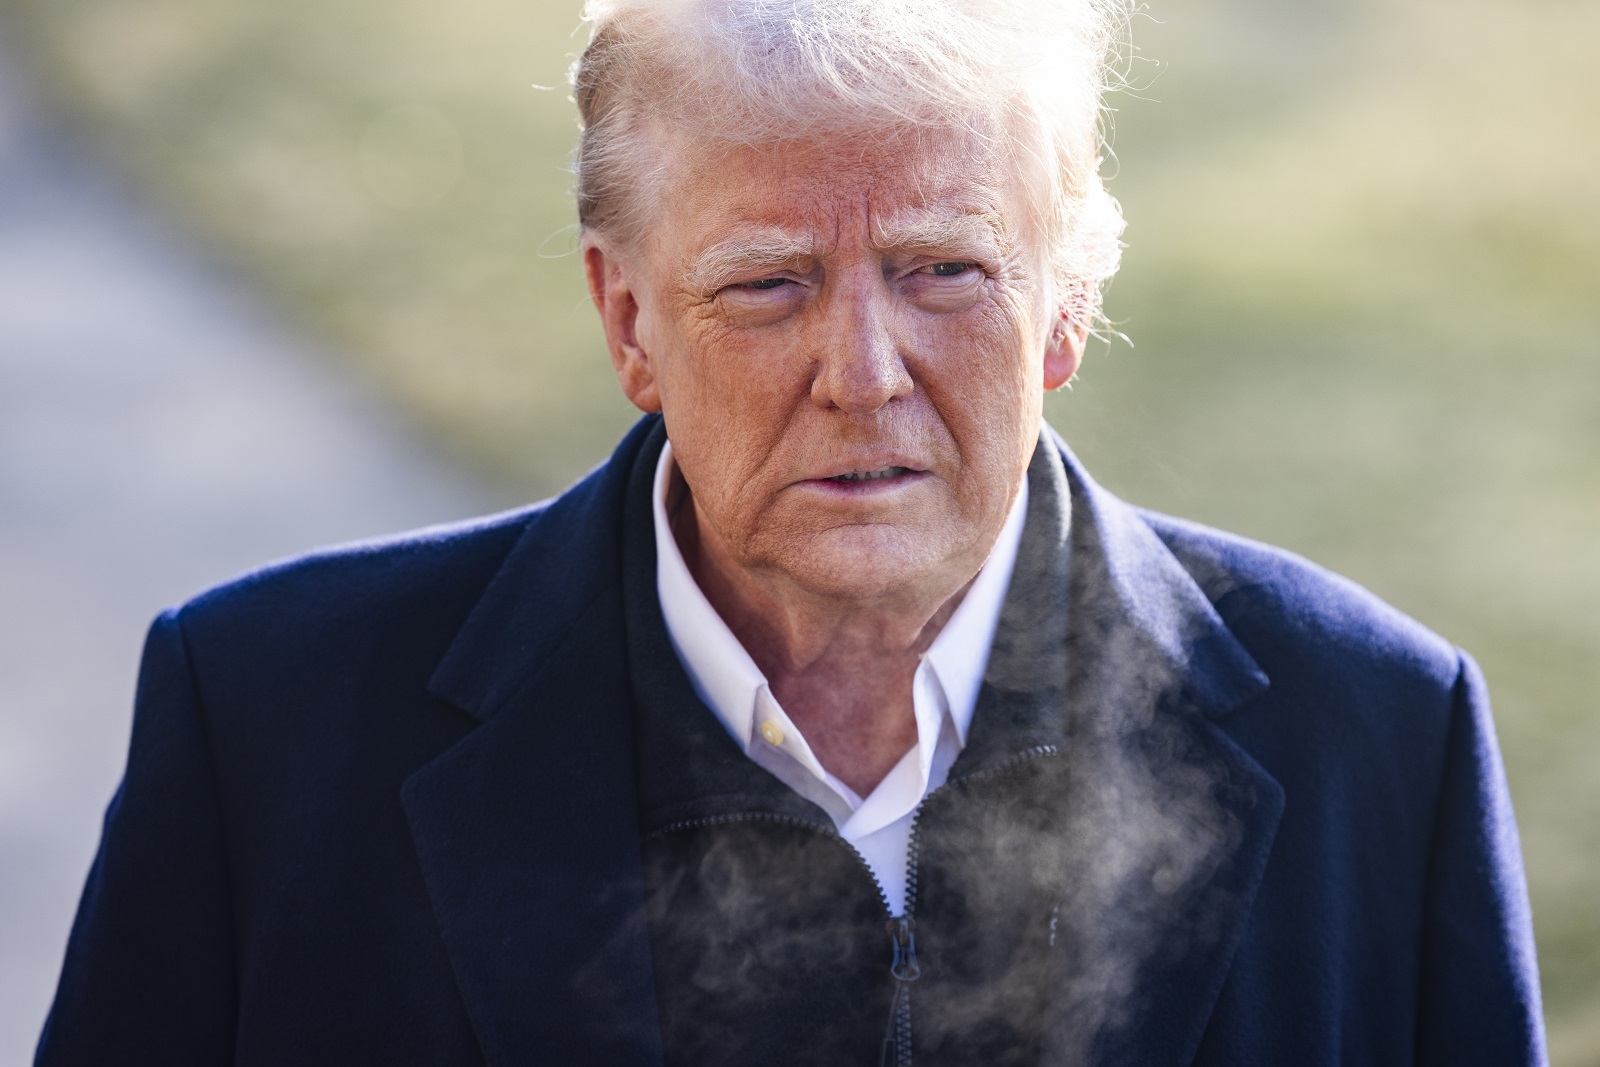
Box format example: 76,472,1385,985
641,117,1054,270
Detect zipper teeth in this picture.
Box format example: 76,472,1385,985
650,811,909,1065
650,743,1062,1067
902,743,1060,916
892,743,1061,1067
644,744,1063,914
645,811,896,917
644,810,830,841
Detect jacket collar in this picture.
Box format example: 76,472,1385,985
402,414,1281,1067
1034,425,1282,1066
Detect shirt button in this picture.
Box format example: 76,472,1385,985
759,720,784,746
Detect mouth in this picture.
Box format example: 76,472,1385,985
827,465,914,483
803,462,930,497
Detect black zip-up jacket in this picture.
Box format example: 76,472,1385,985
625,430,1078,1066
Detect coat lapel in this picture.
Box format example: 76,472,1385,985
1032,430,1283,1067
401,418,665,1067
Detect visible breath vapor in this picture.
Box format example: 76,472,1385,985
617,435,1264,1064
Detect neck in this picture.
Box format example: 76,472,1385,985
672,485,978,797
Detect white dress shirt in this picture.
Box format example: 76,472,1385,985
652,442,1028,915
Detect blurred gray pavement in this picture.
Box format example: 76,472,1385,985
0,27,507,1062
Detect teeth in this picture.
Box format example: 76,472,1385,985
831,466,909,482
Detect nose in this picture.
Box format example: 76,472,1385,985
809,276,914,415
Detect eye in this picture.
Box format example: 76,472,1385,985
921,261,977,278
740,277,790,290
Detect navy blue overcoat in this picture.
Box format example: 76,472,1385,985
37,416,1546,1065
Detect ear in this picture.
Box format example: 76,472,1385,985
1042,306,1088,391
582,233,661,413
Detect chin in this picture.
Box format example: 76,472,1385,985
768,525,959,602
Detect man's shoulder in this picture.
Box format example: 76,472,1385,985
160,419,656,707
1137,507,1463,695
172,501,549,656
1134,507,1474,828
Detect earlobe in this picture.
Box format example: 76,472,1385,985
582,236,662,413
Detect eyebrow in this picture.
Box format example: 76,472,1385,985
688,231,817,293
873,208,1012,260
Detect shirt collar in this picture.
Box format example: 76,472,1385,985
922,469,1028,745
651,442,769,755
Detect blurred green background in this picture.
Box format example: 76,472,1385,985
7,0,1597,1057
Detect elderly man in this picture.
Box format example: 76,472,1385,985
39,0,1545,1064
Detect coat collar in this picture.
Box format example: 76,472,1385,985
402,415,1281,1067
1031,426,1283,1066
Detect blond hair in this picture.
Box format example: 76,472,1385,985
571,0,1131,325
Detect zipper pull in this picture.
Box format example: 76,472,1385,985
886,916,921,982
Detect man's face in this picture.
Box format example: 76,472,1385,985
588,124,1082,604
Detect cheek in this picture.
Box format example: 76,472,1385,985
651,310,740,413
907,295,1043,498
658,318,803,513
674,319,789,422
913,293,1041,412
